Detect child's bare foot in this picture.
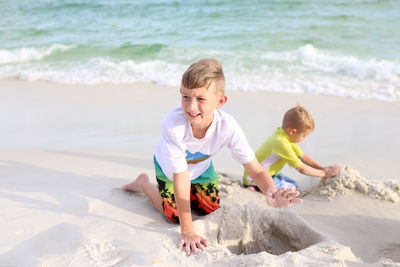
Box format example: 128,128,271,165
247,186,257,192
246,185,261,192
122,173,149,193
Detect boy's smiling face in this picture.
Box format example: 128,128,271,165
180,85,227,138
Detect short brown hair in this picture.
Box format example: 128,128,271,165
282,105,314,132
181,58,225,95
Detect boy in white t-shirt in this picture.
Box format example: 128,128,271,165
122,58,302,256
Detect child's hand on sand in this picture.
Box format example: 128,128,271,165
332,164,342,173
323,165,342,178
179,231,209,256
266,188,302,208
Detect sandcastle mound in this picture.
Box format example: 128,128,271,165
195,202,325,255
157,202,365,266
302,166,400,202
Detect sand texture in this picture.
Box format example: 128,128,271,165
1,81,399,266
302,166,400,202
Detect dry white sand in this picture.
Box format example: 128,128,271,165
1,80,400,266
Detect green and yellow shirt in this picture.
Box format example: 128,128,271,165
243,127,303,186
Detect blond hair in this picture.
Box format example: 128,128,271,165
282,105,314,132
181,58,225,95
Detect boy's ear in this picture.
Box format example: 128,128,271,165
288,128,297,136
217,95,228,108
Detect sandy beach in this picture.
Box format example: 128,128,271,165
1,80,400,266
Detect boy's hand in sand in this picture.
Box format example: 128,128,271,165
179,232,209,256
266,188,302,208
331,164,342,173
323,165,342,178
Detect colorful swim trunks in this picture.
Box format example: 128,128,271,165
154,157,220,223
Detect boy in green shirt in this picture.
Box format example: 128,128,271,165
243,105,341,191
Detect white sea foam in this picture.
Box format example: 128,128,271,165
224,45,400,101
258,44,400,83
0,57,185,85
0,44,75,64
0,44,399,101
227,69,400,101
298,44,400,81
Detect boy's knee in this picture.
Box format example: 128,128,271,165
198,197,220,214
202,204,220,214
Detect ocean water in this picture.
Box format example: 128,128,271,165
1,0,399,101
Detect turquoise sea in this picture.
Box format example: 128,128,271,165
1,0,399,101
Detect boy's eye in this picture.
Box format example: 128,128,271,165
198,98,206,101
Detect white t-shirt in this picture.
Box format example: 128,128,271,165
154,106,255,181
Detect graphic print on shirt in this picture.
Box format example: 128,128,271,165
185,150,210,164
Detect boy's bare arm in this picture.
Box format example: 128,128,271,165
243,159,302,207
173,170,208,256
299,153,323,169
296,163,327,177
173,171,193,234
298,154,341,178
243,159,276,193
296,162,340,178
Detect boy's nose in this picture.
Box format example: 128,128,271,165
188,99,198,111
